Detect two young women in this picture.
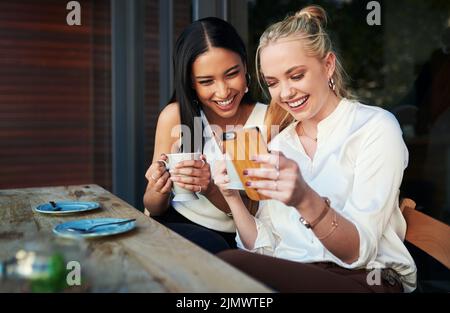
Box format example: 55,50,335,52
143,18,266,253
145,5,417,292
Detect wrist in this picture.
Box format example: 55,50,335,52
295,186,322,216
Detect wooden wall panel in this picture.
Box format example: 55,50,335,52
144,0,159,170
0,0,111,190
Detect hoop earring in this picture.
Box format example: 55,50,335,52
328,77,336,92
192,99,199,106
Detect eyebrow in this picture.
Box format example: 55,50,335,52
264,65,306,80
195,64,240,79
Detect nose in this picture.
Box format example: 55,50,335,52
279,82,295,101
215,81,231,99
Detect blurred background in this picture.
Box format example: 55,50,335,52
0,0,449,289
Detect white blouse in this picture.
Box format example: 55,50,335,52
235,98,417,292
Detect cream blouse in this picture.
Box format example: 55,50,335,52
235,98,417,292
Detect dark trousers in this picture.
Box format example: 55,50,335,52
153,206,237,254
217,250,404,293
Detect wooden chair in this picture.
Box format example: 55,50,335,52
400,198,450,269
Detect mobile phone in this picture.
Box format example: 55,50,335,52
222,126,270,201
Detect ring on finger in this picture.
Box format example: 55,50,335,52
200,159,206,168
198,185,202,193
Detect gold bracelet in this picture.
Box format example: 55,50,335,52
316,209,338,240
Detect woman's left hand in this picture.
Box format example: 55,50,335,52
244,151,308,208
169,154,212,194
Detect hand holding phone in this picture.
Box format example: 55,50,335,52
222,127,270,201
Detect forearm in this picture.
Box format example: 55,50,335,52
143,189,170,216
203,184,232,214
297,186,360,264
225,196,258,250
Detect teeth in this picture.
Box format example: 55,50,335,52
288,96,309,108
216,97,234,106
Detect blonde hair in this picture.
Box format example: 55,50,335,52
257,5,353,141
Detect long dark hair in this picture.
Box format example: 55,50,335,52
169,17,254,153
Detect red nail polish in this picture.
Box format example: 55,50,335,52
243,170,248,176
245,181,251,186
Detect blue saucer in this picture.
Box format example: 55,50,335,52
53,218,136,239
35,201,100,215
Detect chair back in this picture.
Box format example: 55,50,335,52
400,198,450,269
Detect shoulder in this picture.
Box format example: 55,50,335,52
159,102,181,124
155,102,182,141
350,100,402,137
153,102,182,154
348,100,407,163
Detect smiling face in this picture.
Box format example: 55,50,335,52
191,47,247,121
260,39,338,123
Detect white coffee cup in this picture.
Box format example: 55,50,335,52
161,152,201,202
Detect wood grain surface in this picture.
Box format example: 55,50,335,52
0,184,272,292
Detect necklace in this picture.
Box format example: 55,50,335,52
300,123,317,142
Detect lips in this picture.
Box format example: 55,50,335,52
286,95,309,109
213,95,236,111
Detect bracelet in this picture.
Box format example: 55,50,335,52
316,209,339,240
299,197,331,229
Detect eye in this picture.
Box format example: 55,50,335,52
198,80,213,86
291,73,304,81
226,71,239,78
265,80,277,88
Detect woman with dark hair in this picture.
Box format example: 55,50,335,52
143,17,267,253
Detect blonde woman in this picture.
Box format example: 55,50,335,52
214,5,416,292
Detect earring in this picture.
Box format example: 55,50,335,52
192,99,199,106
245,87,249,93
328,77,336,91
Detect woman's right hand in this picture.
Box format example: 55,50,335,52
212,159,241,200
145,154,172,194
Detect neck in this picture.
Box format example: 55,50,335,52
297,93,341,137
203,103,248,131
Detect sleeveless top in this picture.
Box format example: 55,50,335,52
171,102,267,233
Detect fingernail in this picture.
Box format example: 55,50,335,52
250,155,257,161
243,170,248,176
245,181,251,186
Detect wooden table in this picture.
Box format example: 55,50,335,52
0,184,271,292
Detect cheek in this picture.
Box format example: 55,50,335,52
195,86,213,100
231,75,247,90
268,88,278,100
